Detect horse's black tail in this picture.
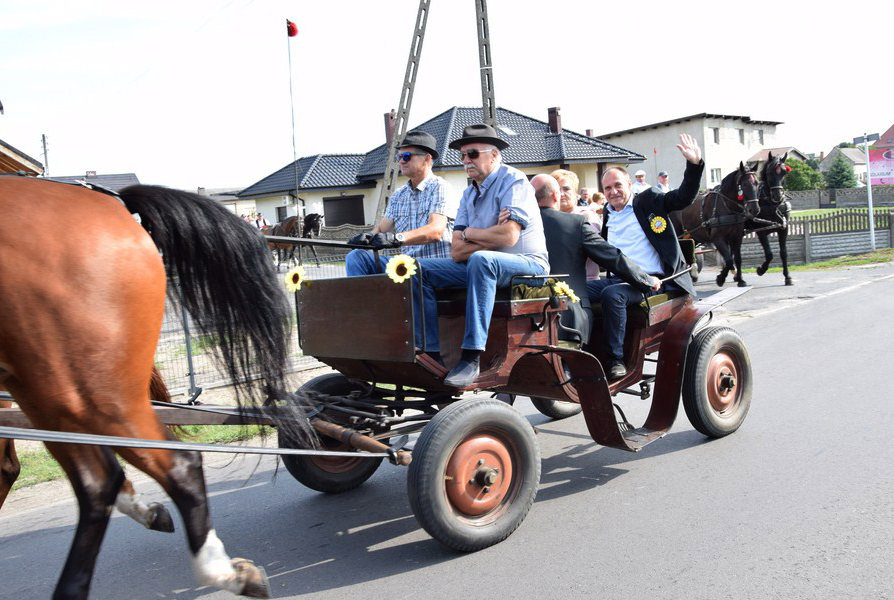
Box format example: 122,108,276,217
119,185,315,447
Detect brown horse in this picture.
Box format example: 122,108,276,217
0,176,313,599
671,163,761,287
266,215,302,269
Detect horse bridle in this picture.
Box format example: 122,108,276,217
706,171,760,214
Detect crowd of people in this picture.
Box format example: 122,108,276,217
346,125,703,386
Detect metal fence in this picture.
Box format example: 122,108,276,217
155,243,368,397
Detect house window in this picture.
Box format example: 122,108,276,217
755,129,764,145
710,168,722,184
322,195,365,226
710,127,720,144
738,129,745,144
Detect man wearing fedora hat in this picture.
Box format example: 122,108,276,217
416,123,549,387
346,129,457,272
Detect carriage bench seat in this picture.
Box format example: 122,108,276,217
435,283,568,318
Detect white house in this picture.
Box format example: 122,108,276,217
238,106,645,227
597,113,783,191
819,147,867,184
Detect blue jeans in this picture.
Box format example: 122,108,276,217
345,249,438,352
418,251,547,351
345,249,388,276
586,276,664,362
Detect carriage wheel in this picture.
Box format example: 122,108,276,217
278,374,385,494
530,397,582,420
682,326,752,438
407,398,540,551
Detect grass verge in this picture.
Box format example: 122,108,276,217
10,425,273,492
743,247,894,273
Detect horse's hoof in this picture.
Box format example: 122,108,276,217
232,558,270,599
756,266,767,276
146,502,175,533
716,275,726,287
785,278,794,286
737,280,747,288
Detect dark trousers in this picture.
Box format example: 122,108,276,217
585,276,665,362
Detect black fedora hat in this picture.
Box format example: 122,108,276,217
399,130,439,159
448,123,509,151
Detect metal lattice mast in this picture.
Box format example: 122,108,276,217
475,0,497,127
374,0,432,222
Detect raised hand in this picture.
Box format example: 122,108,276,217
676,133,702,164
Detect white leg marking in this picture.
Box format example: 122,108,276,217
115,490,152,528
190,529,242,594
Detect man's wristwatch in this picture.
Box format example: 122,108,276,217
461,229,467,242
395,233,405,244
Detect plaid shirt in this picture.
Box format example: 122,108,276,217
385,173,457,259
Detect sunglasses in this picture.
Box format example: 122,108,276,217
458,148,491,160
396,151,427,162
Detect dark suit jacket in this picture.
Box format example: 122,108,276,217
541,207,654,342
601,160,705,296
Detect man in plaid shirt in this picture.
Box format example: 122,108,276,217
346,130,457,274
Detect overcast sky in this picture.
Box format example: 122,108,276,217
1,0,890,191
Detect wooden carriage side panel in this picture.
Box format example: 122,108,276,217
297,275,416,362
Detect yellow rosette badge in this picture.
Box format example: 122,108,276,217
551,281,580,303
385,254,417,284
650,215,667,234
284,265,306,292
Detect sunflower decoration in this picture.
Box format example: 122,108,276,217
284,265,306,292
385,254,417,284
650,215,667,234
551,280,580,303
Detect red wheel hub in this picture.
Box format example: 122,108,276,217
445,434,513,516
707,352,739,413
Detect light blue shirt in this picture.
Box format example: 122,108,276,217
454,161,549,272
606,200,664,275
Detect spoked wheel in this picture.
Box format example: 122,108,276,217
407,398,540,551
279,373,385,493
682,326,752,437
530,397,582,420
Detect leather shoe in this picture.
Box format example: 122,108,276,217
608,360,627,380
444,359,480,388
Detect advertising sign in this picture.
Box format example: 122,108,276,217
869,147,894,185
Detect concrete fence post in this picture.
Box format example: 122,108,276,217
804,219,812,264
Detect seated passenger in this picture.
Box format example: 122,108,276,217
346,129,457,272
416,124,549,387
586,133,704,380
531,174,659,345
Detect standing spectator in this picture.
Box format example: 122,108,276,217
656,171,672,193
578,187,591,207
631,169,650,194
254,212,270,229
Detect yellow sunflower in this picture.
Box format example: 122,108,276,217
552,281,579,303
385,254,417,284
284,265,306,292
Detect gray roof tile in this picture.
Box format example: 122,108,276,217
240,106,643,196
50,173,140,192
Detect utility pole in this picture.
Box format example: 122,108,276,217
374,0,431,222
475,0,497,127
41,134,49,176
853,132,879,250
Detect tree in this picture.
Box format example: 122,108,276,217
785,159,825,190
824,154,858,189
837,142,858,149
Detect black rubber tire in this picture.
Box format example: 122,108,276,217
407,398,540,552
682,326,752,438
279,373,384,493
530,397,582,420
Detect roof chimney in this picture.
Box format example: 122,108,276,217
585,128,594,138
819,151,825,161
384,110,396,149
548,107,562,134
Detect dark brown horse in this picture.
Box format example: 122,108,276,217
266,215,302,269
671,163,761,287
299,212,323,267
745,151,794,285
0,176,313,599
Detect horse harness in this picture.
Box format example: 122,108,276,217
681,175,759,236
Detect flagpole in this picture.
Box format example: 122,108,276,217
286,19,301,216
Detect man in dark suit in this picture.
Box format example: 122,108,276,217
529,174,659,346
587,133,704,379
